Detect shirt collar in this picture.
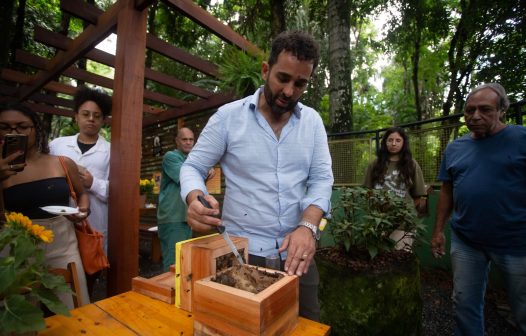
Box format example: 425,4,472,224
248,86,303,119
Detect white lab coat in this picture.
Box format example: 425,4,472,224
50,134,110,253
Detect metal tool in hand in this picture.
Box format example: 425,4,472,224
197,195,245,265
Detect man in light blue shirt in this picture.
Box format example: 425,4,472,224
180,30,333,321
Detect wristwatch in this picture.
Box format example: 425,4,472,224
298,220,321,241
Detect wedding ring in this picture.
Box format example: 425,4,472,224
9,164,14,169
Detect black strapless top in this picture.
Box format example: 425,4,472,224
3,177,70,219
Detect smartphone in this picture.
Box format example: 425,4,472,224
2,134,28,171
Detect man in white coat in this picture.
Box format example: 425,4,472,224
50,86,112,297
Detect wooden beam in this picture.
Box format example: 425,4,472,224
15,50,187,107
2,68,158,114
60,0,100,25
162,0,262,57
146,34,218,77
107,0,147,295
34,27,213,98
17,0,126,100
57,1,221,79
143,92,235,126
25,102,75,117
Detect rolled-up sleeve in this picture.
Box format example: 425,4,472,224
180,111,226,203
300,116,333,216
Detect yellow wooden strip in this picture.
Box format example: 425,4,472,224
39,304,136,336
95,291,193,335
175,233,218,308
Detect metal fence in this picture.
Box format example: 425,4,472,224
328,100,525,187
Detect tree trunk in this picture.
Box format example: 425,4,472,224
145,1,158,69
412,30,422,121
269,0,286,38
328,0,352,133
9,0,26,70
0,0,15,70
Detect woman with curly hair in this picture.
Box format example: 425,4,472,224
364,126,427,249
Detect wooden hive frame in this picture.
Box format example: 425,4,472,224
193,265,299,336
176,234,249,312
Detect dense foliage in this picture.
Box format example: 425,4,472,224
0,0,523,135
330,186,425,259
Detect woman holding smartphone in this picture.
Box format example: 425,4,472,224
0,103,91,308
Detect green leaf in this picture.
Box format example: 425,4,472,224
40,272,71,293
0,264,16,293
0,294,45,333
31,287,70,316
13,235,37,268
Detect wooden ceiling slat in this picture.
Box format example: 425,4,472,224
25,102,74,117
143,92,234,126
30,92,74,109
60,1,220,79
15,50,187,108
17,0,126,101
145,35,218,77
162,0,261,57
143,89,186,107
60,0,100,25
35,27,213,98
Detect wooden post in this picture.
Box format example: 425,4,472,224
107,0,147,295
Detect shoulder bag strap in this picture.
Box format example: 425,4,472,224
58,156,78,205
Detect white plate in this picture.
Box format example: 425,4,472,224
40,206,79,216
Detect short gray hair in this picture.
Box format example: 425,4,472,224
466,83,509,112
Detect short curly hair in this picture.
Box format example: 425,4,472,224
268,30,320,73
74,86,112,117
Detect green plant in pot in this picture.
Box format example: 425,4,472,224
316,186,425,336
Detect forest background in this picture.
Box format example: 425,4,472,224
0,0,524,136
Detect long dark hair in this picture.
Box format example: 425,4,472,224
0,103,49,154
371,127,415,187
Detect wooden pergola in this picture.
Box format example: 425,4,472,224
0,0,261,295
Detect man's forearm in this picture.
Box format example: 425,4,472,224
301,205,324,227
433,182,453,234
185,189,205,205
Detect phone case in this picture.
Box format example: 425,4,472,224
2,134,28,169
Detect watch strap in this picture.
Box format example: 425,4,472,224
298,220,320,240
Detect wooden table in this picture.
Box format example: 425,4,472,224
39,291,330,335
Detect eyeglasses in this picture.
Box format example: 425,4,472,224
79,110,103,120
0,123,35,134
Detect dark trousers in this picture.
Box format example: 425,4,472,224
248,254,320,322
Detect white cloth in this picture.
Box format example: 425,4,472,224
36,216,90,309
50,134,110,252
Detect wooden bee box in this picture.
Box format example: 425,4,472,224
176,234,248,312
193,265,299,336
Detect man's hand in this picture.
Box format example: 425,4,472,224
186,192,222,232
431,231,446,258
279,226,316,276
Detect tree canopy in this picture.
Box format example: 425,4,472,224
1,0,524,134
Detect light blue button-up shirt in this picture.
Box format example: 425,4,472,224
180,87,333,257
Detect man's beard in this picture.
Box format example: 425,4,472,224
263,84,299,115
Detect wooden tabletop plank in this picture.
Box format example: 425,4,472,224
39,304,137,335
94,291,193,335
39,291,330,335
292,317,331,336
